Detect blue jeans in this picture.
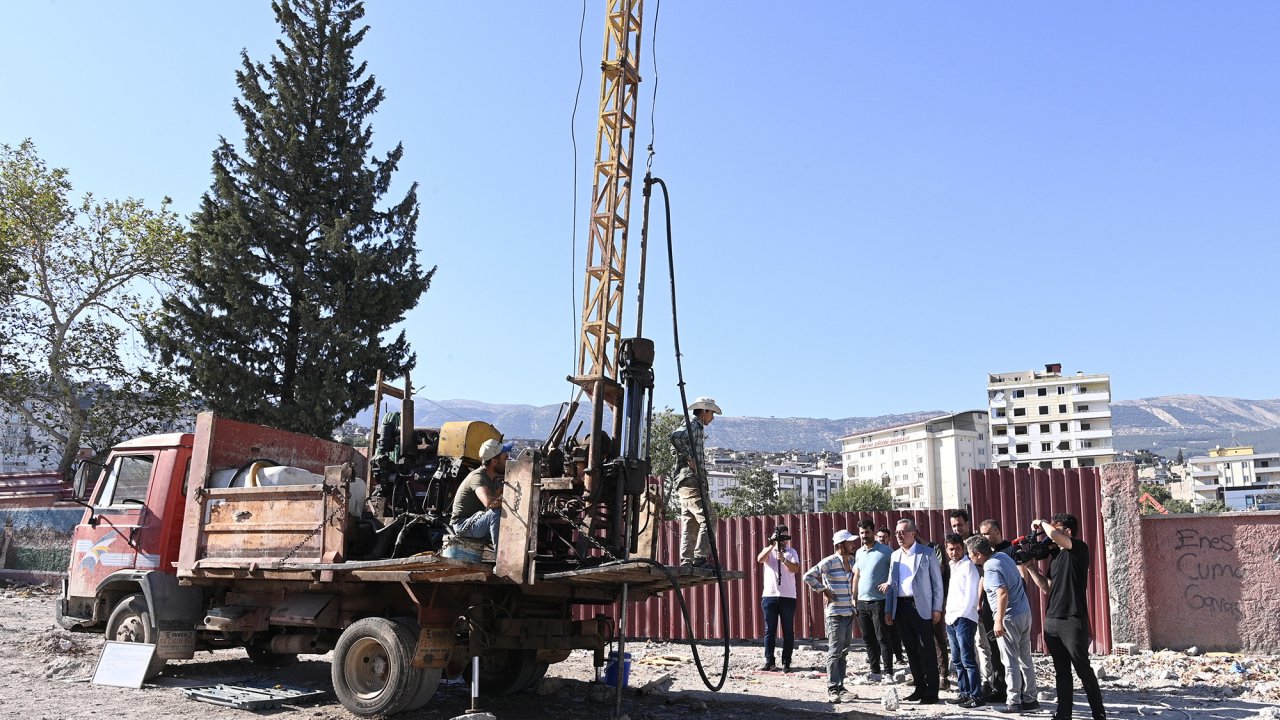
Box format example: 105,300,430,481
761,596,796,666
825,613,855,690
453,508,500,547
947,617,980,699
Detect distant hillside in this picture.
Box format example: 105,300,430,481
357,400,941,452
356,394,1280,456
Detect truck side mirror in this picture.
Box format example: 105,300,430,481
71,459,103,502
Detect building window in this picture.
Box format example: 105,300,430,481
1014,426,1028,436
1060,422,1069,432
1064,459,1072,469
1058,386,1066,395
997,447,1009,455
1014,408,1026,417
1079,459,1096,467
1013,390,1025,398
1059,404,1067,413
995,427,1007,436
1078,405,1089,412
1040,461,1052,469
1039,406,1049,415
1016,444,1029,453
1037,387,1048,396
1081,423,1091,431
1040,424,1051,433
1058,441,1070,451
994,409,1006,418
978,433,984,440
1041,442,1052,452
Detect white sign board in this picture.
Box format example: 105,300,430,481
92,641,156,689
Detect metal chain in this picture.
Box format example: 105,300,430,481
279,482,348,563
547,502,618,563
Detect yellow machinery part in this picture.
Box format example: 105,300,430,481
437,421,502,462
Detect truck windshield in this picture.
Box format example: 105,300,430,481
97,455,154,506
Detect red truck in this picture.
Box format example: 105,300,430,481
56,411,709,716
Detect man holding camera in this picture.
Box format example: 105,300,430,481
757,524,800,672
1020,514,1107,720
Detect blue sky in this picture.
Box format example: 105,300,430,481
4,2,1278,419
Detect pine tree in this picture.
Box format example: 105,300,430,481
151,0,432,437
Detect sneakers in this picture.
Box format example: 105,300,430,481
867,672,883,683
948,695,971,705
1022,700,1042,711
827,688,842,703
960,697,987,709
998,702,1025,713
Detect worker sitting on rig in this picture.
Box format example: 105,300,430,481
449,439,512,549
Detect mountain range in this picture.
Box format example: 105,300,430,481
357,394,1280,457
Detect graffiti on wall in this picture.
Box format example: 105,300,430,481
1174,528,1246,621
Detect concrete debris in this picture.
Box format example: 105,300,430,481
1186,646,1201,656
634,671,674,696
893,670,909,683
451,713,497,720
882,686,900,712
1256,706,1280,720
1094,651,1280,703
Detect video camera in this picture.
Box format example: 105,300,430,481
768,525,791,544
1009,527,1054,565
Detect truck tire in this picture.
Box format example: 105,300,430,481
480,649,542,695
389,617,443,711
105,593,166,679
331,617,424,717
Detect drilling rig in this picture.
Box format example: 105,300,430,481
361,0,661,584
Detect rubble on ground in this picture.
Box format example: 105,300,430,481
1091,651,1280,703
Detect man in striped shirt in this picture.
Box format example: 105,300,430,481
803,529,859,702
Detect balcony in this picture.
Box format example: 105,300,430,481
1071,390,1111,403
1189,468,1218,479
1072,428,1112,440
1071,409,1111,421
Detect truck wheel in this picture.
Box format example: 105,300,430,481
331,617,424,717
106,593,166,679
480,649,540,695
389,617,443,711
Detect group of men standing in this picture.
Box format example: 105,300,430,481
773,510,1107,720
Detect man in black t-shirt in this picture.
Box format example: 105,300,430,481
1021,513,1106,720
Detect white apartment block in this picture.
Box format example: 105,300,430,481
987,364,1114,470
839,411,990,510
704,464,845,512
1186,445,1280,511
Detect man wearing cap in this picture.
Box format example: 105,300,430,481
449,438,512,550
670,397,721,567
757,524,799,672
803,529,859,703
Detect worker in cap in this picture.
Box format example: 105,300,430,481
449,438,514,551
670,396,721,567
803,529,859,702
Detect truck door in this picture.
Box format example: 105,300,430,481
67,453,155,599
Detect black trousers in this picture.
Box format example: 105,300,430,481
1044,617,1106,720
856,599,893,674
980,603,1007,694
895,599,939,699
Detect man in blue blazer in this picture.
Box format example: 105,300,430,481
882,517,945,704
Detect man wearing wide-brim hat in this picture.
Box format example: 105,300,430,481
670,396,721,567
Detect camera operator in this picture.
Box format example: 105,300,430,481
756,524,800,672
1020,514,1107,720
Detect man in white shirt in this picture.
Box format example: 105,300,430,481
757,524,800,672
944,533,983,708
881,518,945,705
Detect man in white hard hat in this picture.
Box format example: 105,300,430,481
670,396,721,567
449,438,513,549
803,529,859,703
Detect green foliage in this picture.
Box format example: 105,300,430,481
824,480,895,512
1163,499,1196,514
722,466,801,517
643,408,683,518
1175,448,1184,465
0,139,189,476
150,0,433,438
1196,499,1228,513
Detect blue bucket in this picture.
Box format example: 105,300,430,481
603,651,632,688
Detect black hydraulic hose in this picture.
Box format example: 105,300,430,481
650,175,730,691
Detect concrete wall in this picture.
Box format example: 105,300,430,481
1140,511,1280,653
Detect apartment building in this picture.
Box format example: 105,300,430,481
1186,445,1280,511
839,411,990,509
705,464,845,512
987,364,1114,470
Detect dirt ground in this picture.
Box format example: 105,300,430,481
1,581,1276,720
